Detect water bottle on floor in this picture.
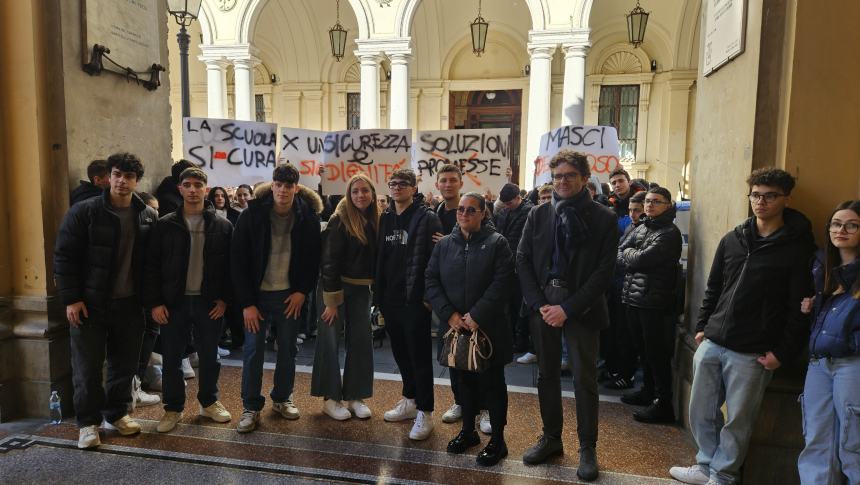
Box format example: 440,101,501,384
49,391,62,424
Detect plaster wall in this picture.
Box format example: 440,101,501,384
686,0,764,330
59,0,173,195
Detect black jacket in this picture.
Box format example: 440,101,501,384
320,200,376,307
155,176,183,217
54,190,158,309
426,223,514,366
618,207,682,309
374,200,443,307
696,208,815,362
516,188,618,329
69,181,103,206
230,185,323,310
225,206,242,227
142,204,233,309
494,198,534,253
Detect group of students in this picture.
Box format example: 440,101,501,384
55,151,858,484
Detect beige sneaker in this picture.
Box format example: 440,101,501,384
200,401,232,423
347,400,372,419
157,411,183,433
322,399,351,421
78,425,100,449
272,397,300,420
111,415,141,436
237,409,260,433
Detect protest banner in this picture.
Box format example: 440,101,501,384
279,127,326,188
316,129,412,195
534,125,621,186
183,117,278,186
413,128,511,195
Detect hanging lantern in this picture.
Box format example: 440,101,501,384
470,0,488,57
329,0,348,62
626,0,649,48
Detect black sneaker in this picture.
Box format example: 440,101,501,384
476,438,508,466
522,435,563,465
446,430,481,454
633,398,676,424
621,389,653,406
604,374,634,390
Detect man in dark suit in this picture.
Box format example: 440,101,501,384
516,150,618,481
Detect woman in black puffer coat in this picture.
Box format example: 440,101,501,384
617,187,682,424
425,192,514,467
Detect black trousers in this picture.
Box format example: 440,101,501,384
137,313,160,380
530,285,600,448
626,306,675,401
70,297,145,427
458,364,507,434
384,303,434,412
602,286,638,378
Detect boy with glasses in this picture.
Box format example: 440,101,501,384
670,167,814,485
374,169,443,441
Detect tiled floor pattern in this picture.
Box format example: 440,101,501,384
1,364,695,484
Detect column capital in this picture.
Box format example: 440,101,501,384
199,57,230,69
527,44,556,60
355,51,384,65
231,56,260,69
562,43,590,58
388,52,413,65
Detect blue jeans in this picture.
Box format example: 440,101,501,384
798,356,860,484
688,339,773,484
241,290,301,411
161,295,222,412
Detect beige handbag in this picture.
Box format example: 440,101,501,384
438,327,494,373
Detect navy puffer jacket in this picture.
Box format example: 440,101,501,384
809,257,860,358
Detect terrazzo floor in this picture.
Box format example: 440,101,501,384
1,358,695,484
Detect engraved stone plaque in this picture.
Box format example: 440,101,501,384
82,0,162,74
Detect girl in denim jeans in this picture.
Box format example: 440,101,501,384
798,200,860,484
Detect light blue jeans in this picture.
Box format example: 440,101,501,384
797,356,860,485
688,339,773,485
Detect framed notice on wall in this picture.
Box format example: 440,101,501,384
81,0,162,74
703,0,747,76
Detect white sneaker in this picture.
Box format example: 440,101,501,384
408,411,434,440
322,399,351,421
237,409,260,433
188,352,200,368
149,352,163,366
347,400,372,419
669,465,710,485
200,401,232,423
78,425,100,449
441,403,462,423
516,352,537,364
479,410,492,435
181,358,195,379
296,337,304,345
217,347,230,357
157,411,182,433
384,397,417,422
132,376,160,410
272,396,300,420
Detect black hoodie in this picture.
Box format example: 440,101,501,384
155,176,183,217
696,208,815,362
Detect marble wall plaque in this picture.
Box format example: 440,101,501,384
82,0,161,73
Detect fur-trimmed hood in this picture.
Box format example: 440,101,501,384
250,183,323,215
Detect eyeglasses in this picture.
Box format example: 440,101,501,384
829,221,860,234
457,206,480,215
644,199,668,205
552,172,581,182
748,192,785,203
387,181,413,189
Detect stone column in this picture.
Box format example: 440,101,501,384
388,53,411,129
232,58,257,121
202,58,228,118
561,44,588,126
525,45,555,189
358,53,382,129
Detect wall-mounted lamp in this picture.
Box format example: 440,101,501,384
270,73,279,84
524,64,531,76
650,60,657,72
